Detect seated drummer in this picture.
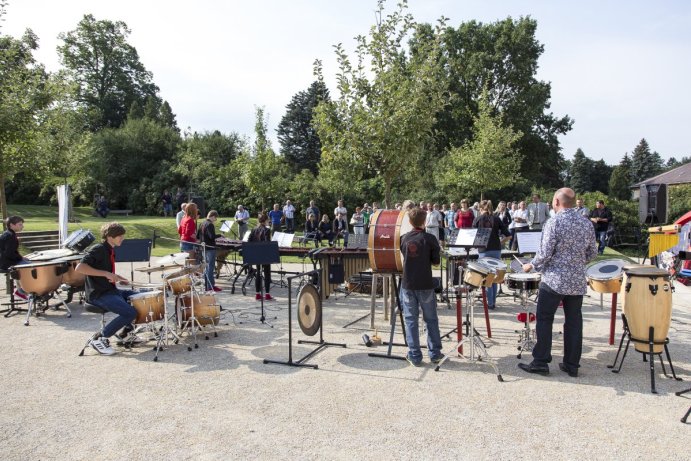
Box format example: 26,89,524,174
76,222,138,355
0,215,29,300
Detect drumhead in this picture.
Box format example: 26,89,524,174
25,248,77,261
478,257,506,270
129,290,162,300
586,259,625,280
467,261,492,275
507,272,541,281
624,266,669,277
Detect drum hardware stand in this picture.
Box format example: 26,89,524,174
176,274,206,350
152,282,180,362
608,315,681,394
676,387,691,423
435,285,504,381
23,291,72,326
1,274,28,317
515,288,537,359
264,270,346,369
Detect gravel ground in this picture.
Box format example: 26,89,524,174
1,259,689,460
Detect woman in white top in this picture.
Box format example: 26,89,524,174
351,207,365,234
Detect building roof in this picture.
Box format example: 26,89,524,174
633,161,691,188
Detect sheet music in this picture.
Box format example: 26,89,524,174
278,232,295,248
220,220,234,233
454,228,478,246
242,230,251,242
271,231,284,242
517,231,542,254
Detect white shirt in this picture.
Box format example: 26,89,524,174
426,209,442,227
235,210,249,223
513,209,529,228
334,206,347,218
283,204,295,219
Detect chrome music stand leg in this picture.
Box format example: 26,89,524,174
24,294,36,326
435,287,504,381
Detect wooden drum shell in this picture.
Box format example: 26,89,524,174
179,293,220,326
367,210,411,273
588,277,621,294
622,269,672,353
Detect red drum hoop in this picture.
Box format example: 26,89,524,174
367,210,412,273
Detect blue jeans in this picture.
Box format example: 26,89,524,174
285,218,294,233
478,249,501,307
531,284,583,371
180,241,194,251
89,289,137,338
400,288,442,362
204,248,216,290
596,230,607,254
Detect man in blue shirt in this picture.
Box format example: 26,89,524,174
519,188,597,378
268,203,284,236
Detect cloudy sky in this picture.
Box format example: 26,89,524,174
4,0,690,165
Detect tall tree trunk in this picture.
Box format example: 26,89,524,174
0,174,7,230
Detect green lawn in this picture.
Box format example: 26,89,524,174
9,204,253,257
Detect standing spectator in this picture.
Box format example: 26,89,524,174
473,200,510,309
512,201,530,250
445,202,458,240
283,200,296,233
455,200,475,229
334,200,347,221
175,187,185,209
471,202,480,219
235,205,250,239
268,204,284,236
362,203,371,233
527,194,550,230
575,198,590,218
97,196,109,218
176,203,187,229
425,203,443,244
333,212,349,246
589,200,613,255
161,190,173,217
305,200,320,223
351,207,365,234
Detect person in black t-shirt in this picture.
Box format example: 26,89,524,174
589,200,613,255
199,210,222,292
248,214,273,301
399,207,443,366
76,222,137,355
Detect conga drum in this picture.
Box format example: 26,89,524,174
368,210,413,273
619,263,647,312
621,266,672,353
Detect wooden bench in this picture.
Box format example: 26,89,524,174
109,210,133,216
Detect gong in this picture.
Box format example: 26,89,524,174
297,283,322,337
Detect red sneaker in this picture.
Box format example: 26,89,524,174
264,294,274,301
255,293,262,300
13,289,28,301
212,286,222,292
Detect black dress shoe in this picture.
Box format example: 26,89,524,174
559,363,578,378
518,362,549,376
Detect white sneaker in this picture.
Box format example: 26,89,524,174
91,337,115,355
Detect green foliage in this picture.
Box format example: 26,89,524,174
630,138,663,184
277,80,329,174
668,184,691,223
438,92,522,200
429,16,572,188
313,0,448,208
580,191,639,230
568,148,591,193
57,14,160,131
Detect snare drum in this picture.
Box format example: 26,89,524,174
463,262,495,288
478,257,507,284
621,266,672,353
128,291,165,324
506,272,541,292
586,259,625,293
179,293,220,326
63,229,95,252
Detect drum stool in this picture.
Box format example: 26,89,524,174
0,270,28,317
78,303,108,356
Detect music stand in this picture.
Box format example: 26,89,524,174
242,241,280,326
114,239,152,281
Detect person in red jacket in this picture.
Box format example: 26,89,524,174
178,202,198,252
455,199,475,229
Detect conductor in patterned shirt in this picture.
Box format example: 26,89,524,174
518,188,597,378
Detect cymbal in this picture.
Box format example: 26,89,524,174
135,264,182,273
297,283,321,337
157,252,190,266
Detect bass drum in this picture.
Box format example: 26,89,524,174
368,210,413,273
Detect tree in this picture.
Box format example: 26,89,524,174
569,148,592,194
438,92,522,200
428,17,573,188
57,14,160,131
241,107,290,211
630,138,663,183
590,159,613,194
313,0,447,207
277,80,330,175
609,153,633,200
0,19,53,221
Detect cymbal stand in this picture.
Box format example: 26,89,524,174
515,287,537,359
153,278,180,361
175,274,205,351
435,286,504,381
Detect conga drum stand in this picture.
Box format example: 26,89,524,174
608,315,681,394
435,286,504,382
676,387,691,423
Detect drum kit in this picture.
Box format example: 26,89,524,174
133,254,220,360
